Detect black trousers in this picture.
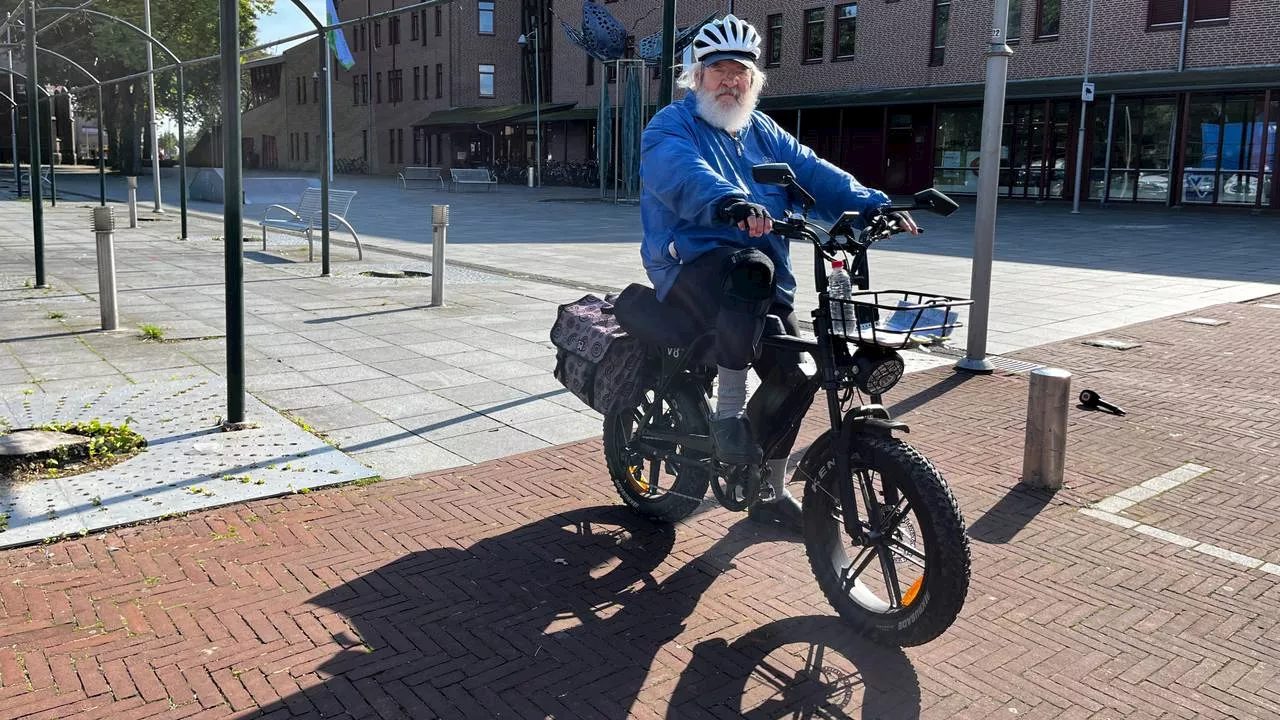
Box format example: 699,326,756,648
665,247,807,460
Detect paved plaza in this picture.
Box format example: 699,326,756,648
1,168,1278,718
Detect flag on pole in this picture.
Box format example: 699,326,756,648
326,0,357,70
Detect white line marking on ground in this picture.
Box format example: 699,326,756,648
1079,463,1276,575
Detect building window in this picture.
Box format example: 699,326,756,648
361,73,369,104
478,1,495,34
414,66,421,99
1007,0,1022,43
435,6,442,36
374,20,382,47
312,76,318,103
586,56,595,86
304,132,309,162
362,130,368,161
834,3,857,59
389,129,396,163
389,69,403,103
436,64,443,98
930,0,950,65
390,17,400,45
479,64,495,97
1036,0,1060,38
352,74,360,105
802,8,824,63
411,12,419,40
375,71,382,103
765,14,782,67
398,128,404,164
1148,0,1230,26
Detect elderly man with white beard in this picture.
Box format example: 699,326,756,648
639,14,915,533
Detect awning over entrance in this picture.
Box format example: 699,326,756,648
759,65,1280,111
413,102,576,128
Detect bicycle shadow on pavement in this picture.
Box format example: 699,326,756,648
667,615,921,719
246,505,919,719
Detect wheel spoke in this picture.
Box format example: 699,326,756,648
840,545,879,593
875,543,905,608
646,457,661,497
888,538,927,568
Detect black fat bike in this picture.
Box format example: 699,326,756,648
604,163,973,646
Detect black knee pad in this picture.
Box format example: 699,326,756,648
721,249,775,312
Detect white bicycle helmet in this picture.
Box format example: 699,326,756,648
691,13,761,67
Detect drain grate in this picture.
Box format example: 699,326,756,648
359,269,432,279
1180,317,1229,327
1082,338,1142,350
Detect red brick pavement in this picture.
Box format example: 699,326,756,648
1,298,1279,719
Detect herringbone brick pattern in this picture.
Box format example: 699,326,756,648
1,299,1278,718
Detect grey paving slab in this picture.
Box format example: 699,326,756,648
433,426,548,464
398,408,504,441
329,376,424,402
0,378,374,549
518,411,607,445
350,442,470,478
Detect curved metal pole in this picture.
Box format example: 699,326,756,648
36,7,181,64
47,91,56,206
33,47,100,209
286,0,331,275
178,65,186,238
97,83,104,205
25,0,45,288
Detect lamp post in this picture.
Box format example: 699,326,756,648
517,28,541,187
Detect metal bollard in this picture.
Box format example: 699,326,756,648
126,176,138,228
1022,367,1071,490
92,206,119,331
431,204,449,306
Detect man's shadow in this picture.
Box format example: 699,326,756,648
250,506,920,719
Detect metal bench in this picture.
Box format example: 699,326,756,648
259,187,363,262
18,166,51,189
449,167,497,192
397,166,445,190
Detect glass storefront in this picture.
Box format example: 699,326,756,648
932,90,1275,208
1089,96,1177,203
1183,93,1274,205
933,101,1072,200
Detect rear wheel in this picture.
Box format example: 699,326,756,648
604,384,711,523
803,435,970,647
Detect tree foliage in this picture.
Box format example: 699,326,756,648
1,0,274,171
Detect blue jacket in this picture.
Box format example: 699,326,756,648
640,93,889,307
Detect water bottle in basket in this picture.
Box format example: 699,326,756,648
826,260,853,338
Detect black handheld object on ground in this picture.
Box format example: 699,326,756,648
1080,389,1126,416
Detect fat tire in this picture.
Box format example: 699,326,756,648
604,384,711,523
803,435,970,646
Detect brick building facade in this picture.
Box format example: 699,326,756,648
240,0,1280,208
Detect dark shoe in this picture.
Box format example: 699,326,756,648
711,416,763,465
748,493,803,535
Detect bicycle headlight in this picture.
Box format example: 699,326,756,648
853,349,905,396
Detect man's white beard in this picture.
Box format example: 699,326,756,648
696,84,759,133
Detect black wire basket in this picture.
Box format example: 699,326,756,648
829,290,973,349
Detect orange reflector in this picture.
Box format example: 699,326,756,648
902,577,923,606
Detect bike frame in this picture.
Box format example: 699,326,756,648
624,209,918,539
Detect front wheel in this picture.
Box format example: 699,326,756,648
802,434,970,646
604,383,711,523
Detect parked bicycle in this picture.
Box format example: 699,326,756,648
598,163,973,646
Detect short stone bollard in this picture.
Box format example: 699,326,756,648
1022,367,1071,490
431,204,449,307
126,176,138,228
92,206,119,331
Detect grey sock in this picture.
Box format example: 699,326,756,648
715,365,749,420
765,457,790,500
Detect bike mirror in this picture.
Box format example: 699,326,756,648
913,188,961,217
752,163,795,187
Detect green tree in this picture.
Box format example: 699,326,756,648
2,0,273,172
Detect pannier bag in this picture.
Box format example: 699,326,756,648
549,294,646,416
